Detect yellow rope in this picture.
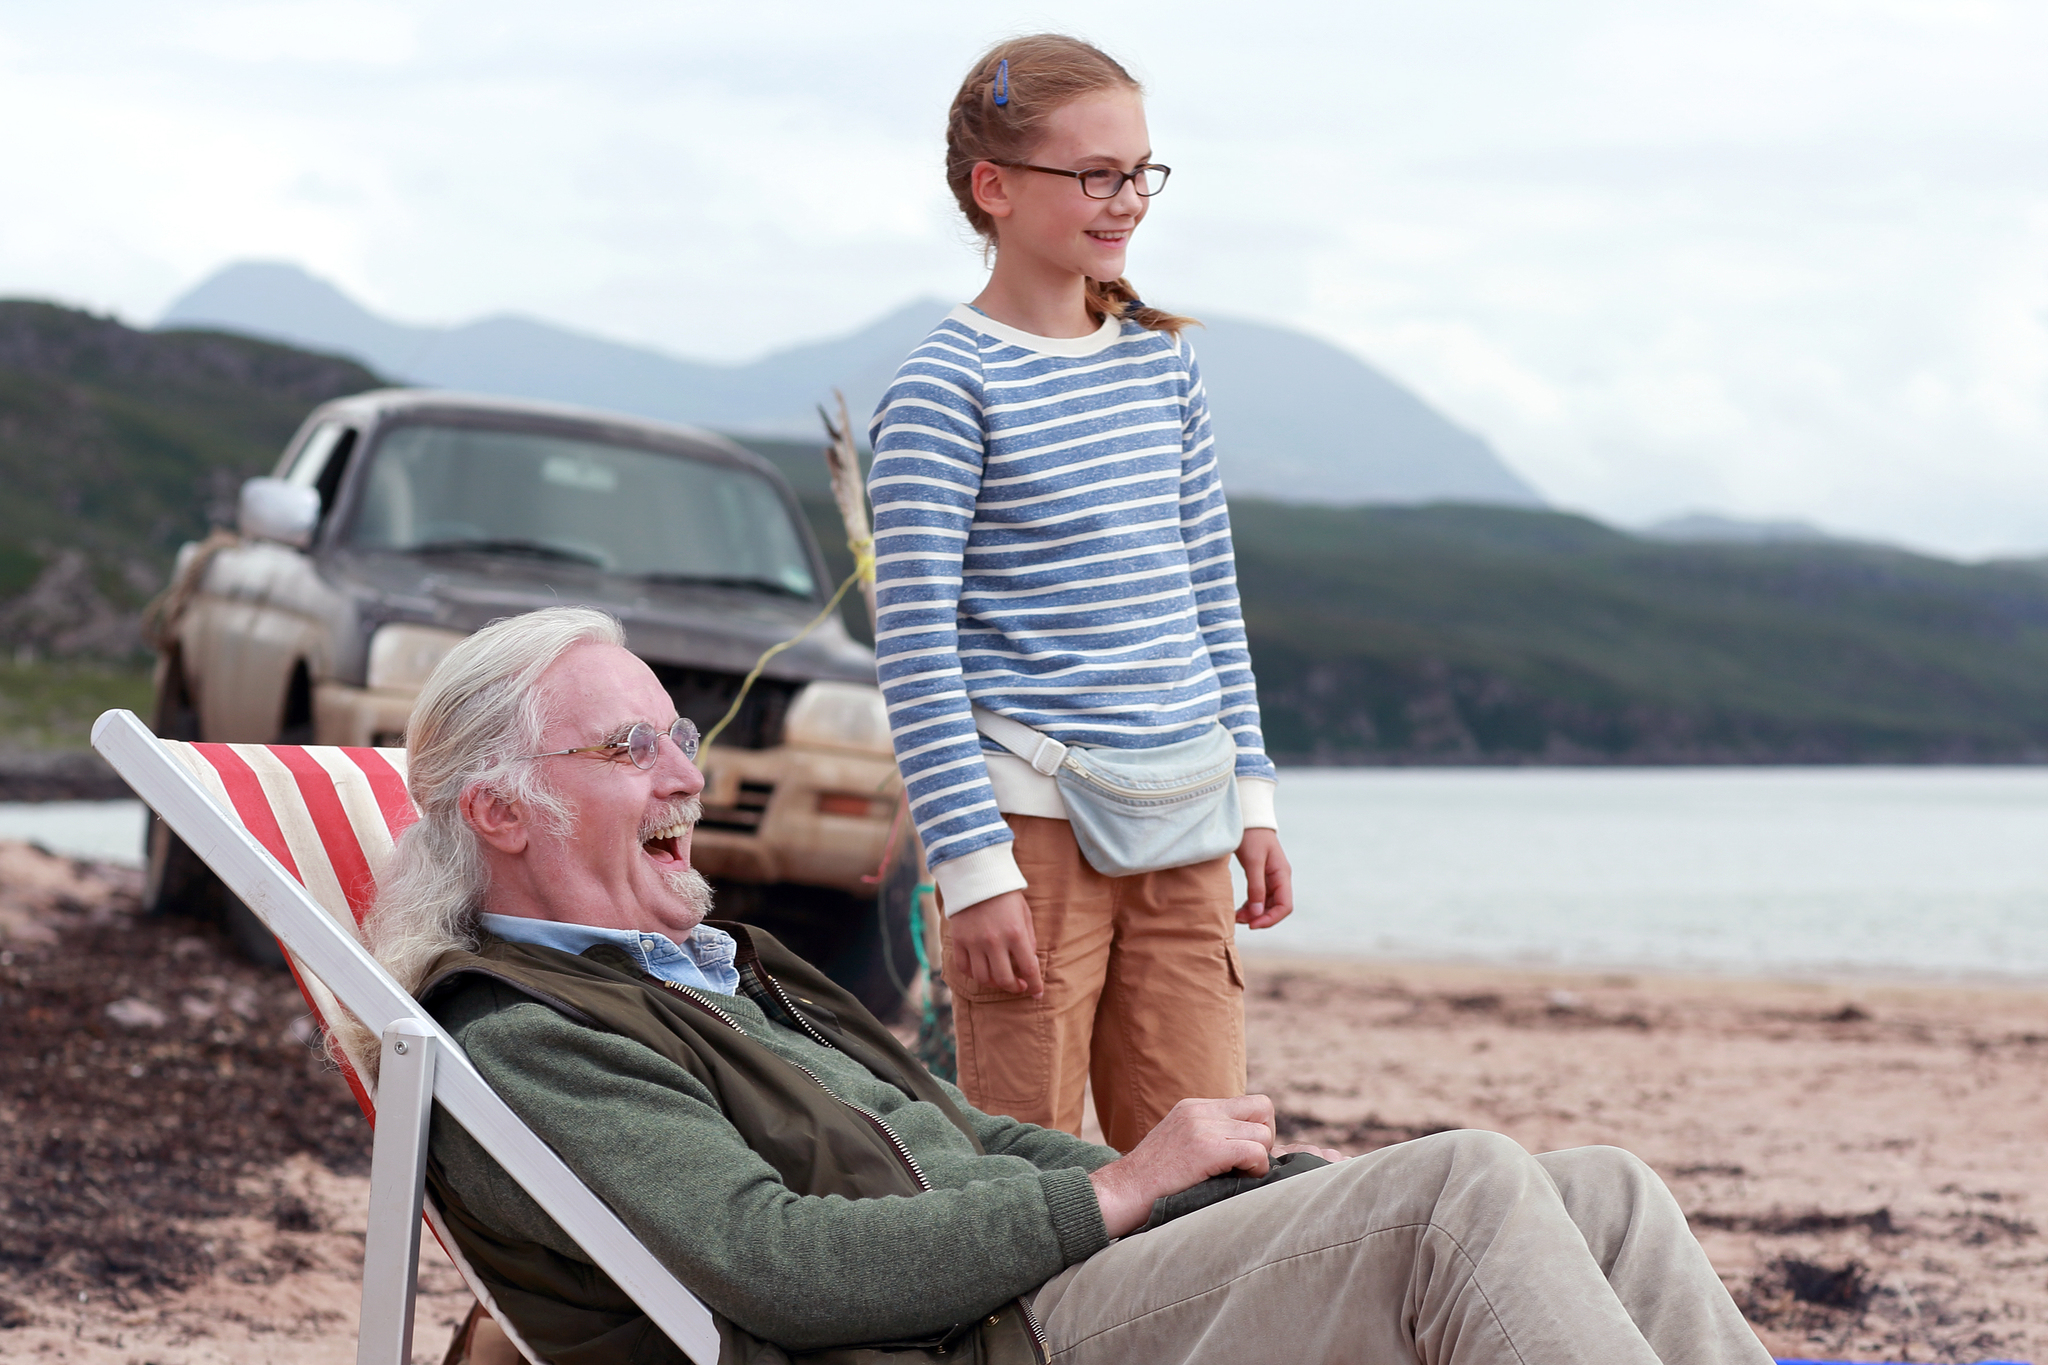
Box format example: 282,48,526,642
697,537,875,755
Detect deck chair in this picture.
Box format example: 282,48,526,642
92,709,720,1365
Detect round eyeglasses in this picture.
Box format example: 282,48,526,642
997,161,1171,200
522,717,700,770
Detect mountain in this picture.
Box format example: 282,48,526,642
1183,314,1539,505
159,261,1544,507
0,301,378,777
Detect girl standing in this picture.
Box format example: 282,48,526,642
868,34,1291,1152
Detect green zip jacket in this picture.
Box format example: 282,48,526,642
418,924,1116,1363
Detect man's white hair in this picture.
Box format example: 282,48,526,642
341,606,625,1075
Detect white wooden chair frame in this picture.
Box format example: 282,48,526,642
93,709,720,1365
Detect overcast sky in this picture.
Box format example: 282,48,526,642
4,1,2046,557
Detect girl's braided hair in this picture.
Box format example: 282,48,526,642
946,34,1197,337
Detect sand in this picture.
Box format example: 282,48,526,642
4,838,2044,1362
0,1155,477,1364
1244,957,2048,1362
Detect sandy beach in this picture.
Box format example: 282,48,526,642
1244,957,2048,1362
4,839,2044,1363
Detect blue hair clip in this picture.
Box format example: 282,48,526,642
993,59,1009,106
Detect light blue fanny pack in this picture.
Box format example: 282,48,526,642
973,706,1243,879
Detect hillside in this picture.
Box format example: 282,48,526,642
160,261,1544,507
0,301,379,640
0,302,378,773
1231,501,2048,763
730,447,2048,763
5,299,2046,766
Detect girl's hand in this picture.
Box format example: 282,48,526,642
947,890,1044,997
1235,829,1293,929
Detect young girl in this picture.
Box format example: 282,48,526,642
867,34,1291,1152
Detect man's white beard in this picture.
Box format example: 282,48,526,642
661,864,715,920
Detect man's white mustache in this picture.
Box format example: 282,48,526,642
639,796,703,842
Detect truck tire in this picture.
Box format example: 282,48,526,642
143,659,288,970
142,815,289,970
711,841,918,1024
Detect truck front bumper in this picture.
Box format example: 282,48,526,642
691,743,902,896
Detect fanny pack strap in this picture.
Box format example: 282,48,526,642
970,705,1070,777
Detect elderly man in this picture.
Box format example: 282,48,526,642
373,607,1769,1365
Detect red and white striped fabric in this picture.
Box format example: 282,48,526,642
162,740,419,1117
163,741,417,929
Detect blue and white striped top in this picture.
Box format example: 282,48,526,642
867,304,1277,912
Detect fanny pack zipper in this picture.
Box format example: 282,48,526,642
1058,757,1234,802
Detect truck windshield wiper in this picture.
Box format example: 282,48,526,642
406,539,609,568
639,573,813,600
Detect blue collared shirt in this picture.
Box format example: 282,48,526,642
479,913,740,995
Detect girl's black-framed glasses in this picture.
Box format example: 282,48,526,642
522,717,700,769
997,162,1171,199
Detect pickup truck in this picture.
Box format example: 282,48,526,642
147,389,917,1016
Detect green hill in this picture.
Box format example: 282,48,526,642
0,300,379,629
5,298,2046,765
1227,501,2048,763
0,302,379,763
722,447,2048,763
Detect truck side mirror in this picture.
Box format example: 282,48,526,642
238,477,322,548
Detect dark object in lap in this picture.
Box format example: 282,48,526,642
1138,1151,1334,1234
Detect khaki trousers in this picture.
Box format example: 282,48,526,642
941,814,1246,1152
1031,1130,1773,1365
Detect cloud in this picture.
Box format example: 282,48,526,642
3,0,2046,553
176,2,420,66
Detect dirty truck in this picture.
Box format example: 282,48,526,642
147,389,917,1015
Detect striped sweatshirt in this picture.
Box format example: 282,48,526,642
867,304,1277,913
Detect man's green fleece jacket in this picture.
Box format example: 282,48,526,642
428,957,1119,1350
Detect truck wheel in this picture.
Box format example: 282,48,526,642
143,661,288,970
141,659,230,923
277,663,314,746
711,851,917,1024
142,816,289,970
143,813,224,920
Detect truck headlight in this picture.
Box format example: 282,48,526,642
781,681,892,756
367,624,467,692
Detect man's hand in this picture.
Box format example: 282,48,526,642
1235,828,1294,929
946,890,1043,997
1087,1095,1280,1238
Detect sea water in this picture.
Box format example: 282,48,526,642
0,799,149,867
1233,767,2048,981
8,769,2048,980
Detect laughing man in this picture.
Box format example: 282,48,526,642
366,606,1772,1365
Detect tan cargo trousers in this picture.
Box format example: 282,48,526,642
1030,1129,1773,1365
941,814,1246,1152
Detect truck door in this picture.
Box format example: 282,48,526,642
204,423,359,741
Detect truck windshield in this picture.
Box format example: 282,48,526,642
347,424,818,598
